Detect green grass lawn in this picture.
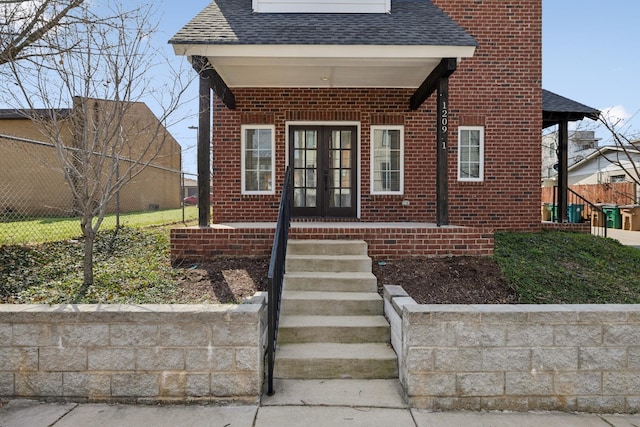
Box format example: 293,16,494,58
0,206,198,245
1,226,183,304
494,231,640,304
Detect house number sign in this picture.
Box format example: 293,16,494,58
440,100,448,149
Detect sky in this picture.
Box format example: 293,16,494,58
8,0,632,175
542,0,640,143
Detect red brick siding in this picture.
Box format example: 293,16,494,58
170,226,494,261
541,222,591,234
433,0,543,231
208,0,542,232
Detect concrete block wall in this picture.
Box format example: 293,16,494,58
384,287,640,413
0,296,267,404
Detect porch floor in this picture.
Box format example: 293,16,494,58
209,222,462,230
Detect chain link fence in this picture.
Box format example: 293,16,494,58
0,134,198,245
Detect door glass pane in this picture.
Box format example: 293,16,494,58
293,129,318,209
306,132,317,149
306,169,317,188
341,189,351,207
341,131,351,149
330,131,340,149
331,150,341,168
341,150,350,168
294,169,304,187
306,189,316,207
294,188,305,207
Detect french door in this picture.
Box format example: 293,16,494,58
290,125,357,218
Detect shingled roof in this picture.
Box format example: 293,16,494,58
543,89,600,128
169,0,477,47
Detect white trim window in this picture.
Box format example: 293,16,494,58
241,125,275,194
370,126,403,194
458,126,484,182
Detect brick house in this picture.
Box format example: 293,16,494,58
169,0,542,259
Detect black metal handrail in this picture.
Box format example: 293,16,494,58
266,166,292,396
550,186,608,238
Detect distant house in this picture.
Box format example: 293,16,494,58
183,177,198,198
565,146,640,203
0,99,182,217
542,130,600,180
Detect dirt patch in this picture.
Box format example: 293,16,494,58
172,257,270,304
172,255,518,304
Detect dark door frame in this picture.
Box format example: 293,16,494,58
289,124,358,218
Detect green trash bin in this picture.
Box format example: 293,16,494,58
567,204,584,223
602,205,622,229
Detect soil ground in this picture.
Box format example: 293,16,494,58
172,256,518,304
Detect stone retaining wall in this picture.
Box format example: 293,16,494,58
0,295,267,404
384,286,640,413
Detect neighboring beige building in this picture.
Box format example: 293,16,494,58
0,99,182,217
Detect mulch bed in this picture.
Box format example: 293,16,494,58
172,255,519,304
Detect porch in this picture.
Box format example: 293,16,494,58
170,222,494,262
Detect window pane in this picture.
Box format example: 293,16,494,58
243,127,273,193
245,150,257,169
258,171,271,191
245,171,258,191
389,130,400,150
389,172,400,191
372,128,402,193
458,128,483,181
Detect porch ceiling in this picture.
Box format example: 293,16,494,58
174,45,475,88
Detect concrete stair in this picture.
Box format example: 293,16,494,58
275,240,398,380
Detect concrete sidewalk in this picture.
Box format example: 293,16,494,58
3,399,640,427
4,379,640,427
605,227,640,248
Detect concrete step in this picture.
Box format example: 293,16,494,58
283,271,377,293
280,291,383,316
262,379,407,408
285,254,372,273
278,315,390,343
287,239,368,256
274,343,398,379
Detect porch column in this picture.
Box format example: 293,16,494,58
410,58,456,226
197,68,211,227
436,77,450,226
557,119,569,222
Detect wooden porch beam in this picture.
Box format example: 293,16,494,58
409,58,457,111
436,76,450,226
192,55,236,110
197,68,212,227
557,120,569,222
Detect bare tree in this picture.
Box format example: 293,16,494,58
597,110,640,188
0,0,85,65
4,0,190,288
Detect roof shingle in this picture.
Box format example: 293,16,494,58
169,0,477,47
